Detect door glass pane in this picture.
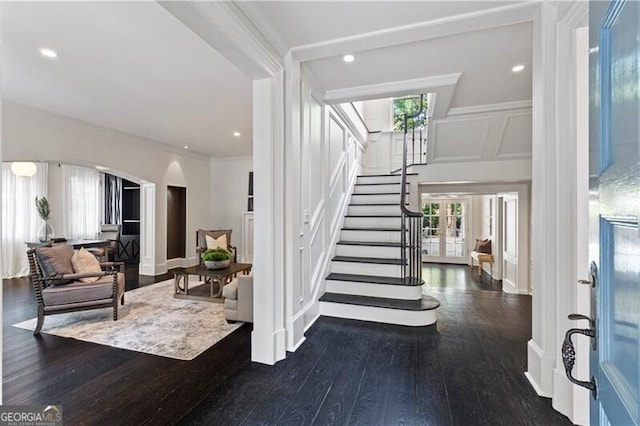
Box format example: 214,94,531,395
602,220,640,404
422,202,439,257
445,202,465,257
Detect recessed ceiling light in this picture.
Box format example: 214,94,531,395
343,54,355,63
183,145,189,149
512,64,525,73
40,48,58,58
233,132,241,137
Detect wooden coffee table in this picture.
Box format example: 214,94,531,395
173,263,252,303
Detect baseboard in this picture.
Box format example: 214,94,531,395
526,339,554,397
166,258,186,270
552,368,573,421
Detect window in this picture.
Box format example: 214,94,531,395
393,95,428,131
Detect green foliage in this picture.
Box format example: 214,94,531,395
202,248,231,262
35,196,51,221
393,95,428,132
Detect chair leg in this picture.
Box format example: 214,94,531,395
113,300,118,321
34,306,44,335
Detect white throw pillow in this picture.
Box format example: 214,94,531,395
71,247,103,283
205,234,228,251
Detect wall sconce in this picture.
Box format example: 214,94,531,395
11,162,38,177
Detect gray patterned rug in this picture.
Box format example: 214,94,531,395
13,279,242,360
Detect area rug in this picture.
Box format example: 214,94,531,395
13,278,242,360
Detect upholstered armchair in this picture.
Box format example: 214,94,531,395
222,275,253,323
27,245,126,335
195,229,237,266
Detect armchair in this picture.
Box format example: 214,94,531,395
88,224,122,262
195,229,237,266
222,275,253,323
27,247,126,335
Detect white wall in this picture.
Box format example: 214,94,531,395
209,156,252,259
283,69,366,351
362,101,532,176
3,100,212,274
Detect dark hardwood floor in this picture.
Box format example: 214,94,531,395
3,263,569,425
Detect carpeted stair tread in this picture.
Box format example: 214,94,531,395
320,292,440,311
326,273,423,286
332,256,406,265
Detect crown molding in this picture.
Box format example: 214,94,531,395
447,100,533,116
292,1,541,62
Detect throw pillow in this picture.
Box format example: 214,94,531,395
71,248,103,283
473,239,481,252
35,244,75,285
206,234,228,251
477,239,492,254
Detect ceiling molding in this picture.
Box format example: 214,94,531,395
324,73,461,104
291,1,540,62
234,2,290,59
159,1,282,79
210,155,253,163
448,100,533,116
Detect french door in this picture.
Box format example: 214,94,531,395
421,198,468,264
585,1,640,424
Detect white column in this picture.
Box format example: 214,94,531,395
139,182,156,276
526,2,558,397
252,75,287,365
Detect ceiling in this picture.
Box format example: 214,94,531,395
245,0,532,109
2,1,534,159
306,22,532,108
1,1,253,157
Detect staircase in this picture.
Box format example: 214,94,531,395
319,173,440,326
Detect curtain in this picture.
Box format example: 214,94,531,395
63,165,101,240
104,173,122,224
1,162,48,277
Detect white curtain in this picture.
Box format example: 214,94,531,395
1,162,48,277
63,165,101,240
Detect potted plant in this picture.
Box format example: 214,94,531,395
35,196,54,242
202,248,232,269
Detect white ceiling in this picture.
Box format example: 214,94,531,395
2,1,534,159
247,1,518,48
246,0,532,109
1,1,253,157
307,22,532,108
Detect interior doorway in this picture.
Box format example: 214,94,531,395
166,185,186,260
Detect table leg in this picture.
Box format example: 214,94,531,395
174,273,188,295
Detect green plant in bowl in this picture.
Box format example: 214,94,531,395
202,248,232,269
202,248,231,262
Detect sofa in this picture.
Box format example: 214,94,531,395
222,275,253,323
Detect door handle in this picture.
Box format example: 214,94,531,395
562,326,597,398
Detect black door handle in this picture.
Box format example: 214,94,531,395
562,328,597,398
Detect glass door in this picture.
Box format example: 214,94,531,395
422,198,468,263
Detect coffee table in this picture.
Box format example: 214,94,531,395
173,263,252,303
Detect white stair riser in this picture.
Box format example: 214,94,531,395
353,184,405,194
331,261,402,276
319,302,437,326
351,193,402,204
344,216,400,228
357,175,402,185
325,280,422,300
341,229,402,243
348,205,399,215
335,244,401,258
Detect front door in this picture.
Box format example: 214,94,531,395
589,1,640,424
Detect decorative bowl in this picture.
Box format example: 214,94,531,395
204,259,231,269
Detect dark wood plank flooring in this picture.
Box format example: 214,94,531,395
3,264,569,425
